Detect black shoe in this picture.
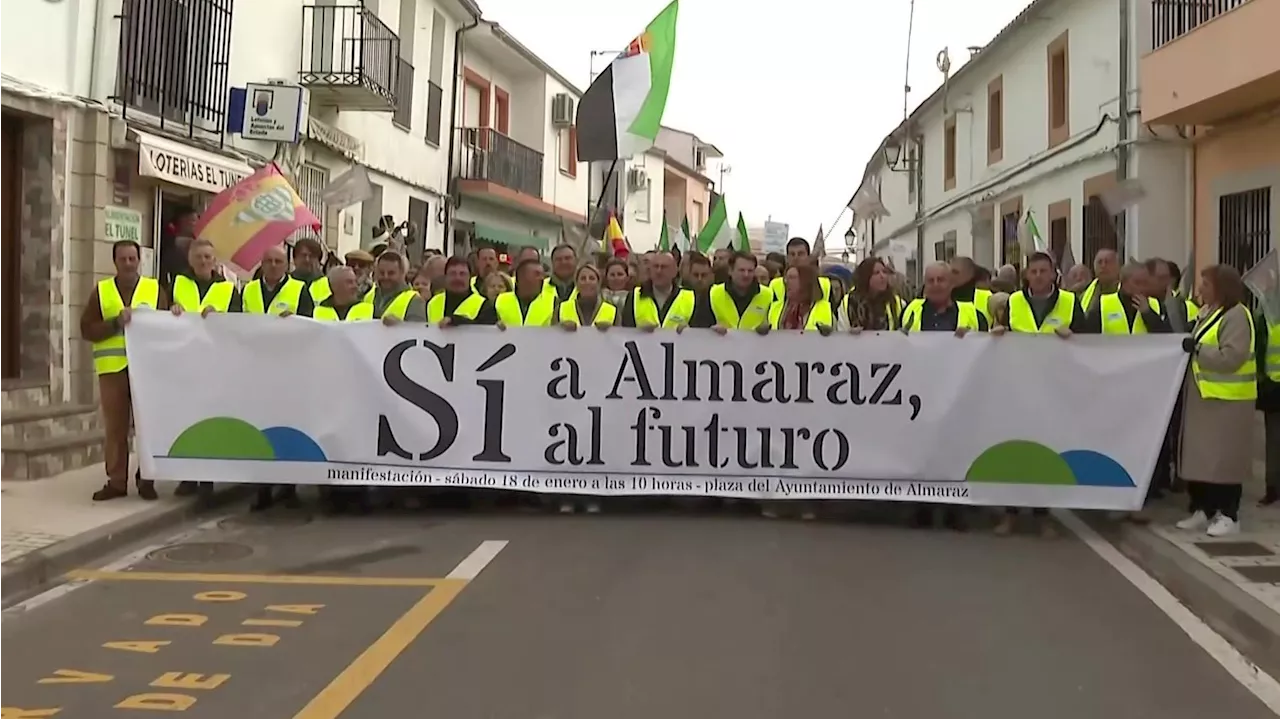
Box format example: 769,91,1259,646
136,480,159,501
910,507,933,528
943,509,967,532
250,486,274,512
278,486,302,509
92,484,128,501
174,481,198,497
1260,490,1279,507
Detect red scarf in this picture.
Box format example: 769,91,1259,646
781,301,810,330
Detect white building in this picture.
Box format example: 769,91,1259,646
449,21,588,256
849,0,1189,282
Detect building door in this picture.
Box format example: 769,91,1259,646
1,114,22,379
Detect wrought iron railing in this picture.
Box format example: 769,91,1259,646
1152,0,1252,49
455,128,544,199
114,0,233,140
300,3,399,105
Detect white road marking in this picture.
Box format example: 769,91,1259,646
3,516,227,618
1056,509,1280,714
446,540,508,580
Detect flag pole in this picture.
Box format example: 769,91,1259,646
586,158,620,248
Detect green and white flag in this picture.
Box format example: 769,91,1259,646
678,216,692,250
695,195,728,253
735,212,750,252
658,214,671,251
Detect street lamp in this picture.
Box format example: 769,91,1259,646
883,135,904,170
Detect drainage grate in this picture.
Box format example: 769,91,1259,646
147,542,255,564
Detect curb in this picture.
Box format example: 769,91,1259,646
1,486,250,608
1089,514,1280,679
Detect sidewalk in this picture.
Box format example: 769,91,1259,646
1,460,244,604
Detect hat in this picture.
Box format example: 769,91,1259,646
344,249,375,264
822,265,853,284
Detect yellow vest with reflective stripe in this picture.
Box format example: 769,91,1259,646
901,299,980,332
312,303,374,322
243,277,304,315
633,287,696,328
308,277,331,304
495,291,556,327
379,288,419,320
1007,290,1075,333
709,282,773,330
1099,293,1160,335
767,299,834,330
426,292,486,323
172,275,234,313
769,276,831,303
556,292,617,326
1192,307,1257,401
93,277,160,375
1267,320,1280,382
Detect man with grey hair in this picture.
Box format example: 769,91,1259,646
994,264,1019,292
1063,263,1092,293
1081,261,1170,335
1079,248,1121,311
310,266,372,322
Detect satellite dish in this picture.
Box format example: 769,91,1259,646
936,48,952,75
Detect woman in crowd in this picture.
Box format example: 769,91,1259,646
846,257,905,332
411,266,433,299
480,270,512,301
1176,264,1257,537
602,257,633,306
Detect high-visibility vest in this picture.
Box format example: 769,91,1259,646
971,287,993,321
767,299,834,330
308,277,331,304
172,275,234,313
312,303,375,322
1007,289,1076,333
378,288,419,320
769,276,831,303
632,287,696,328
93,277,160,375
556,292,618,326
242,277,304,315
495,290,556,327
843,294,906,330
426,292,486,323
901,299,980,332
1098,293,1161,335
1267,319,1280,382
709,282,773,330
1192,307,1257,401
1079,279,1119,311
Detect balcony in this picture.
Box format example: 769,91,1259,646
300,3,399,112
1143,0,1280,125
114,0,234,140
455,128,544,200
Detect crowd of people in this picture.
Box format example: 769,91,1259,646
82,231,1278,541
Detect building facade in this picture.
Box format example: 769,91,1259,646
1141,0,1278,280
450,22,588,257
850,0,1192,282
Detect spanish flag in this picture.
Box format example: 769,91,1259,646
193,163,321,273
604,213,629,257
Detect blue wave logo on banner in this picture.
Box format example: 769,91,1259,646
167,417,326,462
965,440,1135,487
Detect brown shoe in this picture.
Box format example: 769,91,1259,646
136,480,158,501
92,484,128,501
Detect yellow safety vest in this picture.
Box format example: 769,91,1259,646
312,303,375,322
709,282,773,330
767,299,834,330
1079,279,1120,311
971,287,993,321
1192,307,1257,401
556,292,618,326
306,276,331,304
172,275,234,312
769,276,831,303
93,277,160,375
1098,293,1161,335
901,299,980,332
1267,319,1280,382
242,277,304,315
1007,289,1076,333
632,287,696,328
426,292,486,323
843,294,906,330
495,290,556,327
377,288,419,320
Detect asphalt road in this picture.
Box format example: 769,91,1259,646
3,503,1276,719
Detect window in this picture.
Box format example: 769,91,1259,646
1047,199,1071,267
407,197,430,265
987,76,1003,165
1000,197,1023,268
425,10,446,146
634,180,652,223
1218,187,1272,284
290,163,329,244
935,231,957,262
494,87,510,135
392,0,416,131
559,126,577,177
943,117,957,191
1082,195,1123,264
907,146,918,204
1047,32,1069,148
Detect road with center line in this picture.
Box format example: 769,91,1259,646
3,507,1279,719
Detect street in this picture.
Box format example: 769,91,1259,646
3,505,1278,719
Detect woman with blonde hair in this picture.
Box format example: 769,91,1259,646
1176,264,1257,536
479,270,512,301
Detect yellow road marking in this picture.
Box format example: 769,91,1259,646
292,579,468,719
64,570,445,587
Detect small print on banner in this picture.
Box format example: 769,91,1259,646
124,314,1189,511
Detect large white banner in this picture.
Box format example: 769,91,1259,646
126,313,1189,510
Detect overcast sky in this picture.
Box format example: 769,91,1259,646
475,0,1031,247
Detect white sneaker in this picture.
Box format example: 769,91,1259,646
1175,510,1209,530
1206,514,1239,537
585,501,601,514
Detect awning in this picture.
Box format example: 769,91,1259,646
132,129,253,194
472,223,548,251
